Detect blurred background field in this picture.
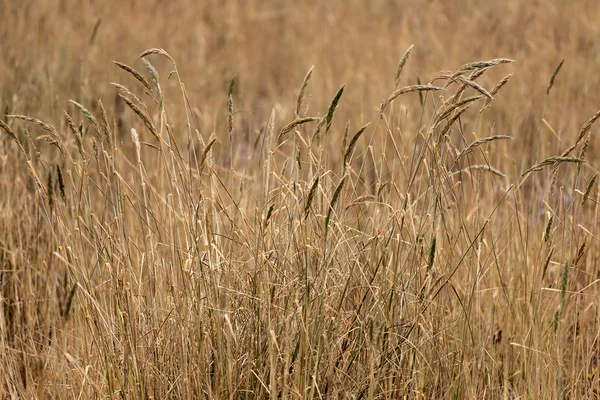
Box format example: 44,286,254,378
1,0,600,398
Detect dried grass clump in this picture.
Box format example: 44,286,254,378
1,4,600,398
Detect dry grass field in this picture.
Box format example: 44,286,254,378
2,0,600,398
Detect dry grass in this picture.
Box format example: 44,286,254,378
1,1,600,398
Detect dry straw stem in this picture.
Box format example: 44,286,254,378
278,117,319,142
113,61,153,92
394,44,414,87
296,66,314,116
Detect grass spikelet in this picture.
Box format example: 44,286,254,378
8,115,65,154
113,61,152,92
64,111,84,157
296,66,314,116
36,134,63,151
228,76,236,98
394,44,414,87
578,132,592,161
452,164,506,178
119,94,159,141
130,128,142,164
544,214,554,242
7,115,60,140
574,240,586,267
453,58,514,78
582,174,597,205
561,109,600,157
345,194,376,210
227,94,234,137
469,66,489,81
427,237,436,273
541,248,554,279
47,169,54,210
63,284,77,321
69,100,100,134
341,121,350,157
91,136,99,161
325,85,345,134
481,73,513,111
547,59,565,96
0,119,36,174
98,99,112,147
278,117,318,142
325,175,347,230
110,83,148,112
383,85,442,111
199,137,217,176
547,169,558,207
430,71,453,83
435,95,483,127
343,122,370,166
56,165,65,200
454,76,493,99
438,103,473,138
577,109,600,141
304,175,319,219
141,58,161,91
456,135,512,159
521,157,585,178
263,204,274,229
0,118,18,142
139,48,174,62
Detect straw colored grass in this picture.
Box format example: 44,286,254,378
1,1,600,399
